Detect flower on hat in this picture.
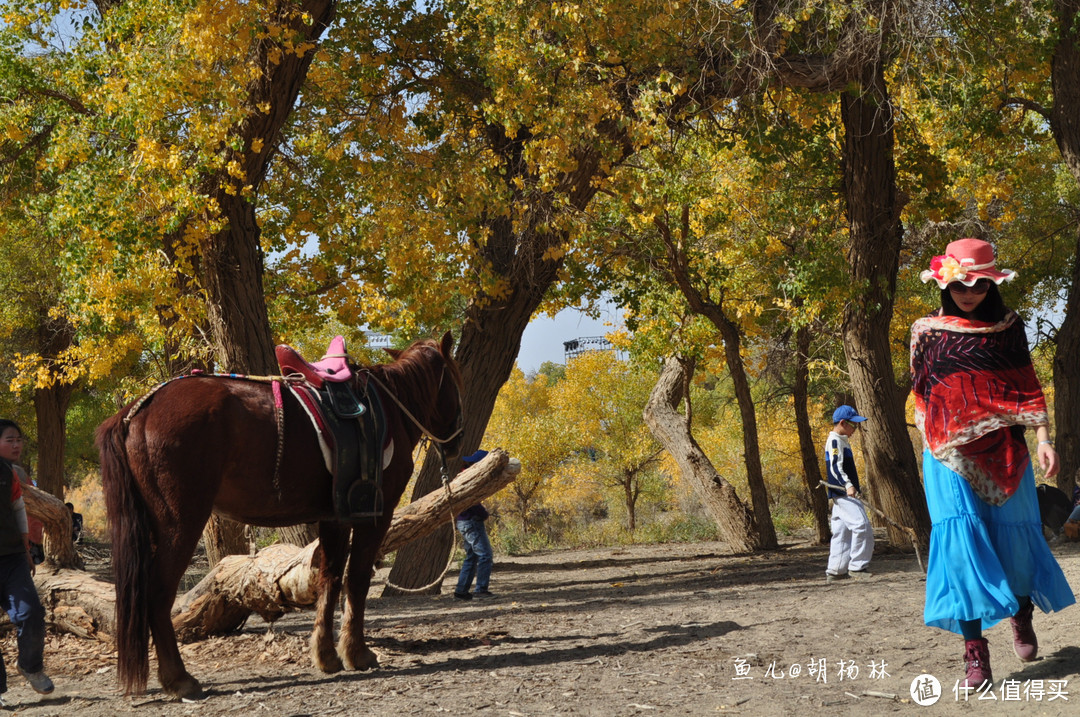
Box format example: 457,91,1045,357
931,254,968,284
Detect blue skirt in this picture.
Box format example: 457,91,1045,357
923,450,1075,634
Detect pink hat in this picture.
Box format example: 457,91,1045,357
920,238,1016,289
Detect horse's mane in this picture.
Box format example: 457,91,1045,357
364,338,461,402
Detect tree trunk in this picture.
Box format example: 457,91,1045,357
202,515,249,568
624,474,636,533
839,60,930,546
36,564,117,639
32,311,77,499
643,356,757,552
382,139,611,594
1050,0,1080,495
1052,232,1080,495
278,523,320,547
381,282,547,595
713,308,778,549
653,211,776,548
794,325,831,543
181,0,337,564
32,383,74,500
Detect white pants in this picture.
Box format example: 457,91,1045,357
826,496,874,575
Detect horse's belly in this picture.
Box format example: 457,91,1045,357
212,485,334,527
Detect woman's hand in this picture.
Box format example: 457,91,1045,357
1037,441,1059,478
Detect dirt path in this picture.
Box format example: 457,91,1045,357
5,534,1079,715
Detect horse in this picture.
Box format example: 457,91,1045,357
97,332,463,699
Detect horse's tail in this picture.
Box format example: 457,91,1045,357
97,410,152,695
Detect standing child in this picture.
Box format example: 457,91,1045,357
823,405,874,582
453,450,496,601
0,419,54,699
912,238,1074,688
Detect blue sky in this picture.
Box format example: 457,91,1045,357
516,303,624,373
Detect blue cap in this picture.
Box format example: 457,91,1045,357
462,449,489,465
832,405,867,424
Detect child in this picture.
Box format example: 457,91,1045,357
823,405,874,582
0,419,54,698
453,450,496,600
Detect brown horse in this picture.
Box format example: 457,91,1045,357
97,333,463,699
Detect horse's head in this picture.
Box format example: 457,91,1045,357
379,331,464,461
429,331,464,461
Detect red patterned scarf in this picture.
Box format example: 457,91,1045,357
910,309,1048,506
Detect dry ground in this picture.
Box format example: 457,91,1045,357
3,532,1079,716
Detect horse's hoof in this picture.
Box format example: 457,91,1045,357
346,648,379,671
164,675,204,701
314,650,345,674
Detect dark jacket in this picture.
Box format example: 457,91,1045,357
457,504,489,522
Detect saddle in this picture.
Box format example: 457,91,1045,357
276,336,387,522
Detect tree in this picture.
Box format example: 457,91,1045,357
2,0,341,561
550,351,663,532
483,368,572,530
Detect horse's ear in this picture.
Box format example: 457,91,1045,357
440,330,454,357
384,348,402,359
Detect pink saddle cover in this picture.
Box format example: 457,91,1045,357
275,335,352,388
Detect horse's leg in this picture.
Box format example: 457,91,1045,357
311,521,349,673
148,523,205,699
337,525,384,670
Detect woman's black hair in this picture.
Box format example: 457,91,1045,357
940,281,1008,322
0,419,22,437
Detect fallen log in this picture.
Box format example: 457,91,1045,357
170,449,520,640
35,563,117,640
23,483,82,570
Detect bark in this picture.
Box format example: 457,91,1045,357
794,325,831,543
278,523,320,547
839,60,930,546
712,306,778,548
33,382,74,500
23,482,82,569
36,564,116,640
1050,0,1080,495
198,0,337,375
382,137,614,594
178,0,338,563
643,356,757,553
202,515,249,568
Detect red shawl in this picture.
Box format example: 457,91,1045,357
910,310,1048,506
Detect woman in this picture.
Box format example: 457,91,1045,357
911,238,1074,689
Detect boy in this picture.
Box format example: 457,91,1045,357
453,450,496,600
823,406,874,582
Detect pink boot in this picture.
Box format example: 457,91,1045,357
963,638,992,689
1010,602,1038,662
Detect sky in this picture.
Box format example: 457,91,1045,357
515,302,624,373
